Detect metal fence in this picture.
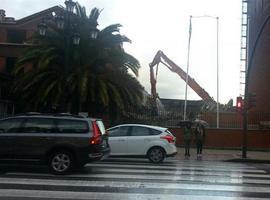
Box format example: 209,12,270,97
117,106,270,129
2,102,269,130
121,109,183,127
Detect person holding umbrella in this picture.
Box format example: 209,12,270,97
183,122,192,159
194,124,206,160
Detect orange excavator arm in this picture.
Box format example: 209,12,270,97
149,50,214,102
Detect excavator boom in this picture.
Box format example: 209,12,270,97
149,50,214,102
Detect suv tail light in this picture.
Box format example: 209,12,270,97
160,135,175,143
90,121,102,145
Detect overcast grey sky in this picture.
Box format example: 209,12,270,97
2,0,242,104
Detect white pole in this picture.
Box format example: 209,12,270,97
184,16,192,121
216,17,220,128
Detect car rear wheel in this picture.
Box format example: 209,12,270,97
147,147,165,163
49,151,74,175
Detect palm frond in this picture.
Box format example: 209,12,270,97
123,53,140,76
97,78,109,106
107,82,124,109
89,8,101,24
75,2,86,19
99,24,122,37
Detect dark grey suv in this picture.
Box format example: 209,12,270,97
0,113,110,174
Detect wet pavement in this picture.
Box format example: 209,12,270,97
175,147,270,162
0,155,270,199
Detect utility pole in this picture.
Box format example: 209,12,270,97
216,17,220,128
184,16,192,121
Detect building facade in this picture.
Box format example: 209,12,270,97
0,6,62,116
248,0,270,117
0,6,61,100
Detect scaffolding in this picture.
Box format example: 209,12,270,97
240,0,248,97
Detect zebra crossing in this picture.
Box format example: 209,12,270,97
0,158,269,200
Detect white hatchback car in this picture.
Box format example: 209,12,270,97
107,124,177,163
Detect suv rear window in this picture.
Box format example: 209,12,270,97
56,119,89,133
96,120,106,135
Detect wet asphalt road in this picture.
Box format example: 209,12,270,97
0,157,269,200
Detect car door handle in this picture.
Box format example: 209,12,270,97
117,139,126,141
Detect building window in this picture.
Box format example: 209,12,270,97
6,57,17,74
7,29,26,43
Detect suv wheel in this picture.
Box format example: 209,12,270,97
49,151,74,175
147,147,165,163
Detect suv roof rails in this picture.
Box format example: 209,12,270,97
14,112,85,118
14,112,41,116
53,113,85,118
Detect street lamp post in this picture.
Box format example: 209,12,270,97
37,0,99,111
37,21,47,36
65,0,76,13
183,16,192,121
38,1,82,45
184,15,219,128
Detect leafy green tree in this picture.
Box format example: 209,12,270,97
13,3,144,117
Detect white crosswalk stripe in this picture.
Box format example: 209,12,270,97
0,176,270,193
0,158,269,200
0,189,267,200
86,162,266,173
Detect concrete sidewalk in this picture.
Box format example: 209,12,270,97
175,147,270,163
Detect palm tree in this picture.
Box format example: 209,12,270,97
13,3,144,117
